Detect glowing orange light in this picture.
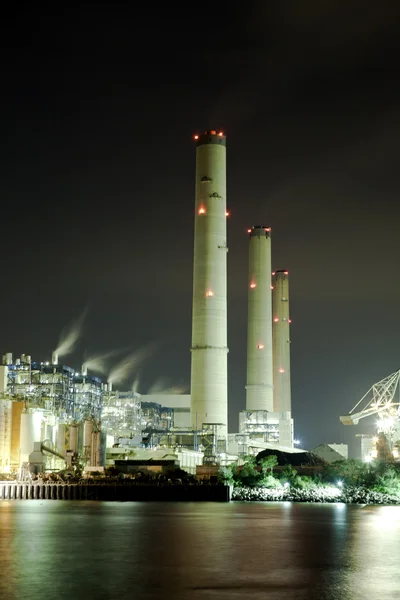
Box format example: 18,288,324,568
272,272,275,276
257,344,264,350
273,317,279,322
250,282,256,289
289,319,292,323
264,227,271,231
279,368,285,373
284,271,289,275
270,285,274,290
218,131,223,136
210,130,216,135
225,211,230,217
198,207,206,215
194,134,199,140
206,290,214,297
247,228,252,233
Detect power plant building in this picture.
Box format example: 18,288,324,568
190,130,228,439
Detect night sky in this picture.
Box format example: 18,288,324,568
2,3,400,453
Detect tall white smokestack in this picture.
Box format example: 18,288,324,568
272,270,292,413
245,226,274,411
190,129,228,437
52,352,58,365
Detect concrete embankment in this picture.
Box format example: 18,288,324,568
0,482,231,502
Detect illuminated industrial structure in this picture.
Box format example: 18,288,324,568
237,229,294,451
101,389,141,440
340,369,400,461
190,129,228,439
272,269,292,414
0,127,302,475
0,352,103,475
245,225,273,412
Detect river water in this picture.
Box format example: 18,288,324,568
0,501,399,600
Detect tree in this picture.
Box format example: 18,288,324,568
260,455,278,475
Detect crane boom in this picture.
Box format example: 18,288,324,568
340,370,400,440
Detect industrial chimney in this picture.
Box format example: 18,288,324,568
272,270,292,414
245,226,274,412
190,129,228,438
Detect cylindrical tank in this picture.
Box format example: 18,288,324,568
52,352,58,365
100,431,107,467
0,400,12,472
20,411,42,464
69,424,78,453
25,355,31,365
246,226,274,412
90,431,101,466
190,129,228,438
56,424,66,454
5,353,13,365
84,420,93,447
272,270,292,413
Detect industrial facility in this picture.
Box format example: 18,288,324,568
0,128,301,479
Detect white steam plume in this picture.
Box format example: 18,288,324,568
148,378,189,395
108,343,158,386
55,308,88,357
132,374,141,394
83,348,128,375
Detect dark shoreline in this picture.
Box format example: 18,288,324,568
0,481,231,502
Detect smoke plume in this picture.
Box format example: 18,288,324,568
83,348,127,375
107,343,157,386
55,308,88,357
148,377,189,395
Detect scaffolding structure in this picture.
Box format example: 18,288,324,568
101,390,141,439
239,410,280,443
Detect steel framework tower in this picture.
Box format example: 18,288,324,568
272,270,292,413
190,130,228,437
245,226,274,411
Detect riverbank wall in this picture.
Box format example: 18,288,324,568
0,482,232,502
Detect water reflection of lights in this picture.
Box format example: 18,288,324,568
371,507,400,531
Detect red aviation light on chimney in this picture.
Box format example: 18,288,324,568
225,211,230,217
264,227,271,232
279,368,285,373
205,290,214,297
193,134,199,140
272,272,275,276
218,131,223,136
289,319,292,323
247,228,252,233
210,130,217,135
284,271,289,275
270,285,274,290
273,317,279,322
250,282,256,289
198,206,206,215
257,344,264,350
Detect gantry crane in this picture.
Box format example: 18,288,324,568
340,370,400,449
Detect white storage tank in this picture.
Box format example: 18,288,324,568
69,424,79,453
56,424,66,454
20,411,42,465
